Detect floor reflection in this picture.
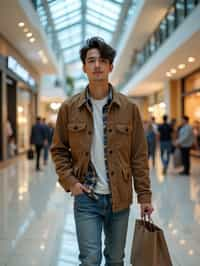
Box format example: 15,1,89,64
0,155,199,266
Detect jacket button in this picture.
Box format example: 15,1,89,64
126,128,128,132
109,129,112,133
85,152,89,156
111,171,114,176
88,131,92,135
109,150,112,154
74,126,78,130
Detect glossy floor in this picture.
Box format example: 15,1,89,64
0,155,199,266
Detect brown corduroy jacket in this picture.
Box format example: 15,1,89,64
51,86,152,212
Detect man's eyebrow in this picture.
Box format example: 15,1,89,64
86,56,99,60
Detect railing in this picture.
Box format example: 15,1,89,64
119,0,200,90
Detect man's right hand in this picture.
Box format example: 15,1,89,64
70,182,91,196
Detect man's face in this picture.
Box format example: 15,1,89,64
83,48,113,82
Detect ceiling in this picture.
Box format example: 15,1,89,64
122,4,200,96
125,30,200,96
35,0,137,89
0,0,60,76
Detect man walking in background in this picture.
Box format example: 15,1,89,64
30,116,47,171
42,118,51,165
158,115,173,174
51,37,153,266
175,116,194,175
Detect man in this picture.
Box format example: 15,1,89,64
51,37,153,266
175,116,194,175
158,115,173,174
30,116,47,171
42,118,51,165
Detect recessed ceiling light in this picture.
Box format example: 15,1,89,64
23,28,29,33
29,38,35,43
188,57,195,63
26,32,32,38
18,22,25,27
166,72,172,77
170,68,177,74
178,64,186,69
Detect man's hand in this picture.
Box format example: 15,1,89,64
140,203,154,219
70,182,90,196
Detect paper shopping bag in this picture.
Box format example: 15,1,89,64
131,219,172,266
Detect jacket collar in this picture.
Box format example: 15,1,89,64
77,83,121,109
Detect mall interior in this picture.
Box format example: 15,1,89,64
0,0,200,265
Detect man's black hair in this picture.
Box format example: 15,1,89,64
183,115,189,122
80,37,116,64
163,115,168,122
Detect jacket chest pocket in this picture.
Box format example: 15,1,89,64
68,122,87,149
115,123,132,147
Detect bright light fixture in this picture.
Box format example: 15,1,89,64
166,72,172,77
178,64,186,69
148,107,154,112
26,32,32,38
159,102,166,108
18,106,24,113
50,102,61,111
18,22,24,27
23,28,29,33
188,57,195,63
170,68,177,74
29,38,35,43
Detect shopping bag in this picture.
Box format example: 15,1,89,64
131,219,172,266
173,147,182,168
27,148,34,160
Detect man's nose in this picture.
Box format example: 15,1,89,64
95,60,100,67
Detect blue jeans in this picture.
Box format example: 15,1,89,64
43,144,49,162
74,193,130,266
160,141,172,168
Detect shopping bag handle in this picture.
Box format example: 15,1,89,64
142,215,155,232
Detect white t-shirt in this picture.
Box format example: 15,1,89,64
90,96,110,194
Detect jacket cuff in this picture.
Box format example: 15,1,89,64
137,193,152,204
59,175,79,193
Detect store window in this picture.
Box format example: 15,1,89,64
167,6,176,35
17,88,31,152
148,91,166,123
184,71,200,156
159,18,168,43
186,0,198,15
176,0,186,24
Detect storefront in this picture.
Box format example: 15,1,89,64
0,47,38,161
183,70,200,156
147,90,166,123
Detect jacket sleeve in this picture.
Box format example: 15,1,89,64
131,105,152,204
51,103,78,192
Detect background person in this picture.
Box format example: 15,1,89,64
175,116,194,175
30,116,47,171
